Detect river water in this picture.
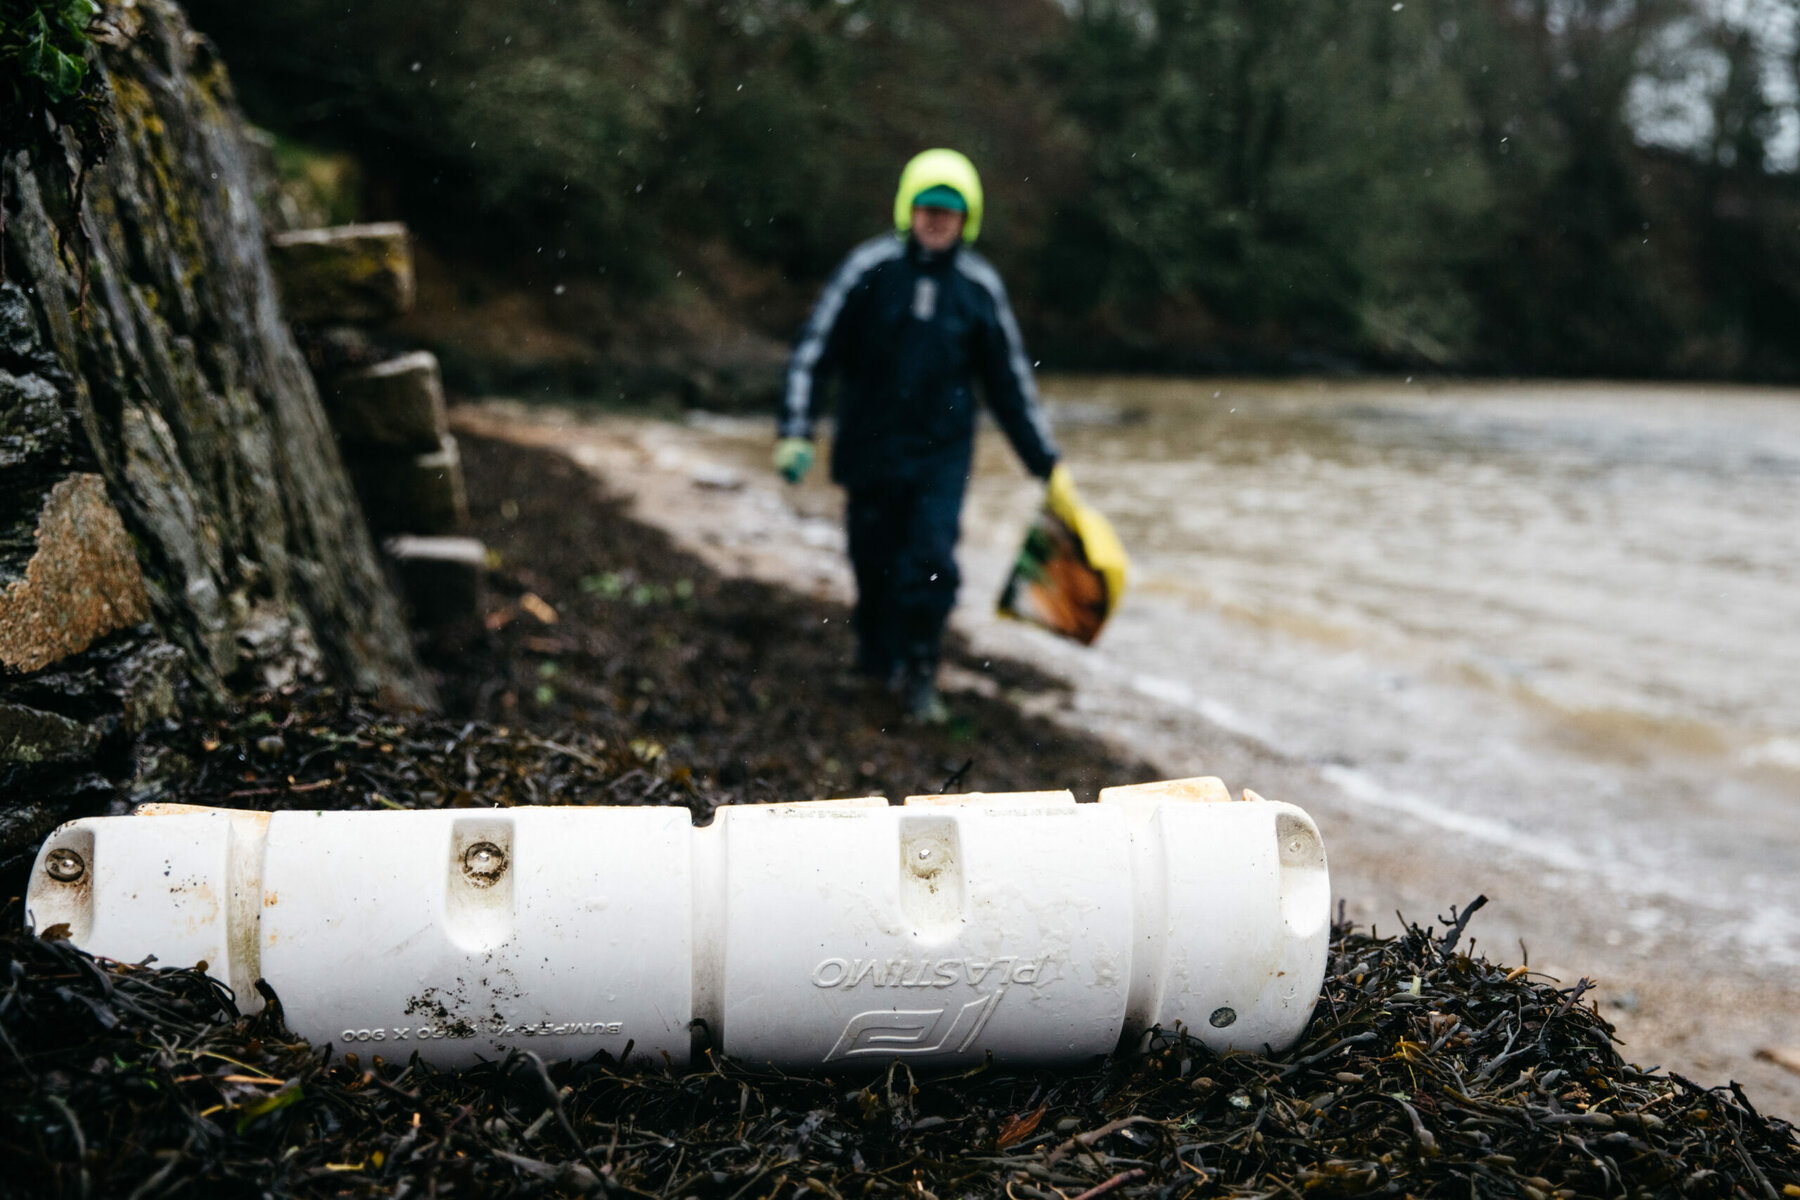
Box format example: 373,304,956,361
956,377,1800,969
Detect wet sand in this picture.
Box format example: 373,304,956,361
452,398,1800,1118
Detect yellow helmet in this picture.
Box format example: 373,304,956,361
893,149,984,243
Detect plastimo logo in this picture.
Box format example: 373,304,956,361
810,957,1045,990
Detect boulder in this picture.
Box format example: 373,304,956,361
325,351,448,452
350,434,469,535
0,475,153,674
384,535,488,625
268,222,415,324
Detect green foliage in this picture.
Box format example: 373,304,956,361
2,0,93,103
267,134,363,226
0,0,109,166
1052,1,1497,362
188,0,1800,378
189,0,1069,290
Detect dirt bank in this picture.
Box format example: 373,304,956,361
450,400,1800,1120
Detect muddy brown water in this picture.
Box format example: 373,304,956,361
457,376,1800,1115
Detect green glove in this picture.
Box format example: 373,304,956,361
774,437,815,484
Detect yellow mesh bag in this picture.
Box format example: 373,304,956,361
997,467,1128,645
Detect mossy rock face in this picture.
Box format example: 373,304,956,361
1,1,424,703
268,223,415,324
0,1,430,864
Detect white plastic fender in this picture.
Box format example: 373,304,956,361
24,778,1329,1070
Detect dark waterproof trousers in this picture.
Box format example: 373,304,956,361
844,458,969,678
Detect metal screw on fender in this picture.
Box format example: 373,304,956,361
44,849,86,883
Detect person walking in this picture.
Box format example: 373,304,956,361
774,148,1061,722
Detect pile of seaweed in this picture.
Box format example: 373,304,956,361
4,902,1797,1198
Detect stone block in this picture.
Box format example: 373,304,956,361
325,351,448,453
268,222,415,324
350,434,469,535
384,535,488,626
0,474,153,673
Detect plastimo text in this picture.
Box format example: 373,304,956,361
810,956,1044,989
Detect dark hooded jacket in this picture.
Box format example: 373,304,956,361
779,235,1059,486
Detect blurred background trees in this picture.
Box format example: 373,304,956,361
189,0,1800,383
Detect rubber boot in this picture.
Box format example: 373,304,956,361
902,653,949,725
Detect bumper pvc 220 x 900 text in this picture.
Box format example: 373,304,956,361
25,777,1329,1070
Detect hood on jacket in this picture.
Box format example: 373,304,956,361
893,149,984,244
